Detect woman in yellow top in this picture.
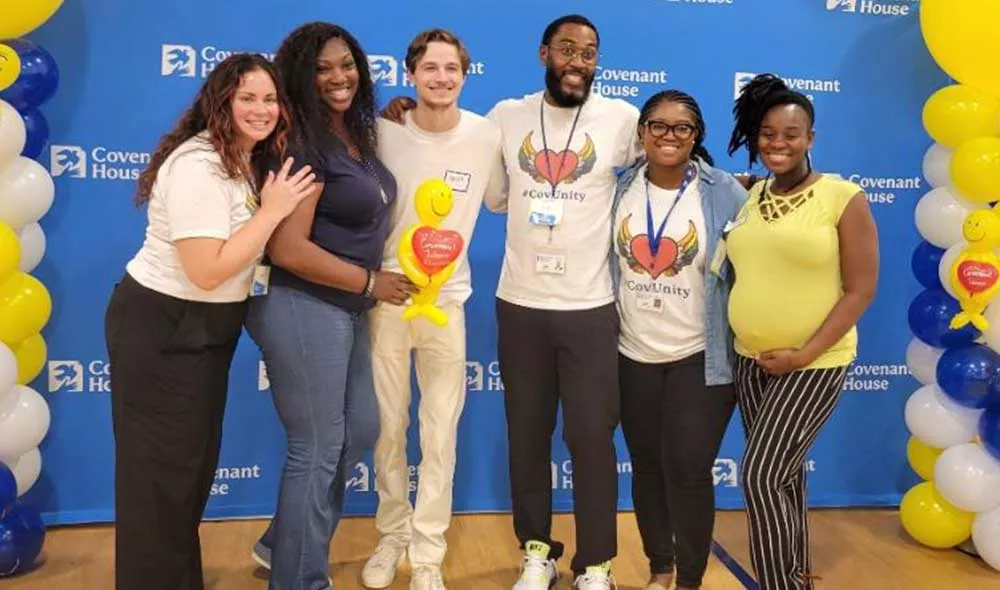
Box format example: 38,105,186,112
724,74,879,590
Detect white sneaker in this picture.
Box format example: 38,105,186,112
573,562,616,590
513,541,558,590
410,565,446,590
361,540,407,588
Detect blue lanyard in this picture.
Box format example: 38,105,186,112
645,162,696,256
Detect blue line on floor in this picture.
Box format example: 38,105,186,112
711,539,758,590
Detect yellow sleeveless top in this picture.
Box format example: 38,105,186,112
726,175,861,369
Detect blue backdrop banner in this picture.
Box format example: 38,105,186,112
19,0,943,525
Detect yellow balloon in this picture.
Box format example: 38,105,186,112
0,1,64,40
923,85,1000,149
907,437,943,480
920,0,1000,98
0,222,20,283
0,272,52,345
899,482,974,549
10,332,45,385
951,137,1000,204
0,44,22,93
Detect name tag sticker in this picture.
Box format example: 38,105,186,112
444,170,471,193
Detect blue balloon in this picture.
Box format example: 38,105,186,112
18,107,48,160
936,344,1000,408
911,241,945,290
980,406,1000,463
0,502,44,577
907,288,981,348
0,39,59,110
0,465,14,521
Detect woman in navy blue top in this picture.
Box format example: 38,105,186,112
244,22,415,589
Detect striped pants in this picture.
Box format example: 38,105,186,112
734,354,849,590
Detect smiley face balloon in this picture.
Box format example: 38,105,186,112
0,45,21,93
396,179,464,327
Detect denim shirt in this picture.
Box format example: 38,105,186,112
609,156,748,385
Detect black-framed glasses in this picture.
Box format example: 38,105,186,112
549,43,599,64
643,120,696,140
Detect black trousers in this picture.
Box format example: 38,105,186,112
619,352,736,588
735,354,849,590
496,299,620,574
105,273,247,590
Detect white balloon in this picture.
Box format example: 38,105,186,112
937,243,966,299
904,384,983,448
934,443,1000,513
973,505,1000,571
914,186,985,249
0,342,16,408
16,222,45,273
0,156,55,230
1,447,40,497
0,100,26,167
983,303,1000,353
923,143,953,189
0,385,50,461
905,338,943,386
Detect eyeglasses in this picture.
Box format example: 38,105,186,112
643,120,696,140
549,43,599,64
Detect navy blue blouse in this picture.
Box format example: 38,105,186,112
270,143,397,312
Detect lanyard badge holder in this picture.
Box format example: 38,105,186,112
531,100,582,274
645,161,696,257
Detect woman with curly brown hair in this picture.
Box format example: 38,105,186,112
243,22,415,590
104,52,315,590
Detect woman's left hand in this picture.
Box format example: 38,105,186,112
756,348,808,376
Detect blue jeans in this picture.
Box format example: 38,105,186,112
246,284,380,590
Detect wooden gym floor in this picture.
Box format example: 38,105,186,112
3,510,998,589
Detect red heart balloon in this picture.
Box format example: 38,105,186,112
413,227,464,274
630,235,678,280
958,260,1000,294
533,150,580,186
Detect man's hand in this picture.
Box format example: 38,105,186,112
380,96,416,123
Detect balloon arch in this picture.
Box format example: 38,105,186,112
901,0,1000,571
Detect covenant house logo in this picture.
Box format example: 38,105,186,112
826,0,914,16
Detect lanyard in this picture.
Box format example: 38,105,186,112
539,98,584,200
645,162,696,256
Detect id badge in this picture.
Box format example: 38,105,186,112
250,264,271,296
534,248,567,275
710,238,727,278
636,292,664,313
529,199,564,227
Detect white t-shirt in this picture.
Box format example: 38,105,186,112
486,91,641,310
615,164,707,363
376,109,504,306
126,132,258,303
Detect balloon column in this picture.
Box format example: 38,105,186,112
902,0,1000,572
0,0,64,578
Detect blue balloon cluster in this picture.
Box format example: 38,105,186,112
0,500,45,577
0,38,59,159
908,239,1000,463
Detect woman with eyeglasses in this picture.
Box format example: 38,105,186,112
610,90,747,590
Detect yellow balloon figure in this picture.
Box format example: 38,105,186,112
949,209,1000,331
397,179,464,327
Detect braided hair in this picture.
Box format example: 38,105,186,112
727,73,814,169
638,89,714,166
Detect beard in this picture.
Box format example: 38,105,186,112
544,64,593,108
